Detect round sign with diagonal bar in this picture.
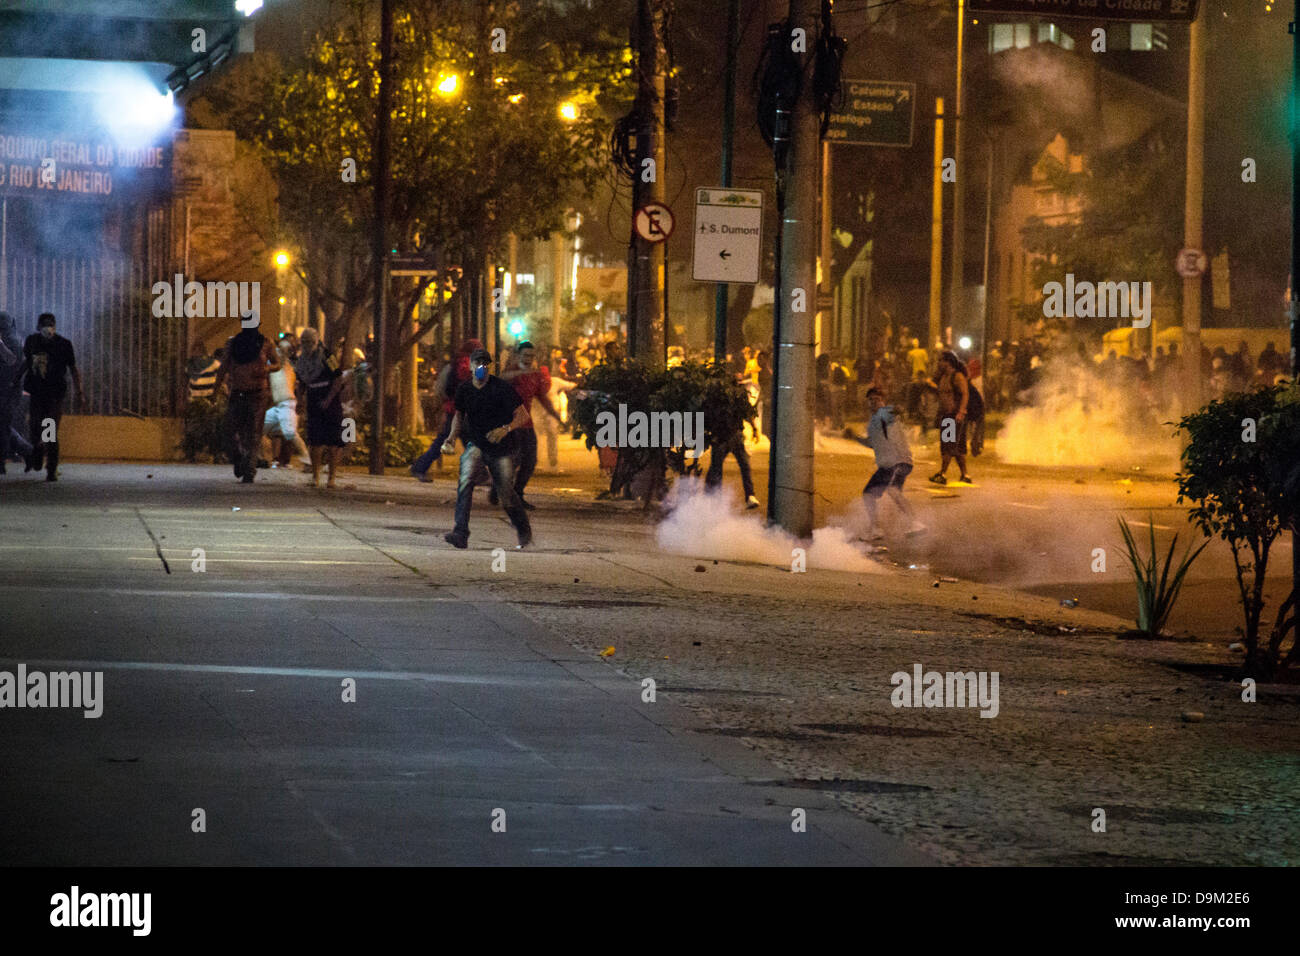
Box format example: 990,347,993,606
634,203,675,243
1176,248,1208,278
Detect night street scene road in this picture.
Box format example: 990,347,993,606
0,0,1296,939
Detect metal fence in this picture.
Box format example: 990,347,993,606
0,257,185,417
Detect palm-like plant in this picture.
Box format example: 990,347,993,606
1117,515,1209,638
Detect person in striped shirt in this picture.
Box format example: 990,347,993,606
187,342,220,401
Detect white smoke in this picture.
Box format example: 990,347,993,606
998,356,1181,469
655,480,885,573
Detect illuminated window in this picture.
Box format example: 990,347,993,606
1130,24,1154,50
1014,23,1031,48
991,23,1014,52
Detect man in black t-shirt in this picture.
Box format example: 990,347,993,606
23,313,83,481
441,347,533,549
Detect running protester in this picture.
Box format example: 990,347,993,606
846,386,925,540
497,341,563,509
410,338,480,481
22,313,83,482
216,319,280,483
441,347,533,550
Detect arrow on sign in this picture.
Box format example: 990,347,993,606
896,87,910,103
719,250,731,260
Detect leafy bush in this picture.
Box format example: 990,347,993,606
1176,384,1300,676
180,396,227,462
568,359,757,505
1117,515,1207,638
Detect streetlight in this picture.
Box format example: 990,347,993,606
436,72,460,97
558,101,578,122
274,250,290,268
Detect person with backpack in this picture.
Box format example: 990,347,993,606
215,318,280,483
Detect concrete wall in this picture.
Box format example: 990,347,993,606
60,416,183,462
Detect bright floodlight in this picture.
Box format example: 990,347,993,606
235,0,264,15
958,336,972,350
94,74,177,147
509,320,524,336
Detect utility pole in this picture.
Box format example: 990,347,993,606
368,0,393,475
769,0,818,538
1290,0,1300,621
818,139,832,353
1183,8,1205,411
948,0,966,350
630,0,667,366
714,0,739,362
929,98,945,354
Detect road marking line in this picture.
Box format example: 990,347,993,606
0,585,454,603
125,557,391,566
1008,502,1048,510
0,658,561,686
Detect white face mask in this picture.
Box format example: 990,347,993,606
39,327,54,339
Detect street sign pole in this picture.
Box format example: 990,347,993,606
714,0,739,363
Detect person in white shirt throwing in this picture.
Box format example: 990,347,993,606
845,386,926,541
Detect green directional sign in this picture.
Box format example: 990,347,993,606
969,0,1199,21
825,80,915,148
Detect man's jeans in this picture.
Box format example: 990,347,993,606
705,431,756,499
514,426,538,497
226,389,266,479
28,391,65,477
454,442,532,541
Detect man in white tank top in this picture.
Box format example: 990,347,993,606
263,337,309,467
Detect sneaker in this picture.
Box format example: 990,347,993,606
520,498,536,511
270,461,280,469
488,488,499,506
444,530,469,550
46,471,57,482
409,464,432,483
957,474,973,484
241,473,254,484
745,495,760,510
928,472,947,485
516,532,533,550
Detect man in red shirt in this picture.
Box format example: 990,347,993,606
497,341,563,509
409,338,480,480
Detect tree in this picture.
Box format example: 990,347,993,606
1019,119,1183,337
1176,385,1300,677
191,0,632,387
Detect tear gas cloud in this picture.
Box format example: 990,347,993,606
656,481,885,574
997,356,1181,470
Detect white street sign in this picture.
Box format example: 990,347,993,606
692,187,763,284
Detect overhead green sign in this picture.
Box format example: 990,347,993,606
969,0,1199,21
825,80,914,148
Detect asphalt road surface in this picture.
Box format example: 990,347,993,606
0,465,925,866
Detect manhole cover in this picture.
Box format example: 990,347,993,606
797,723,949,738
